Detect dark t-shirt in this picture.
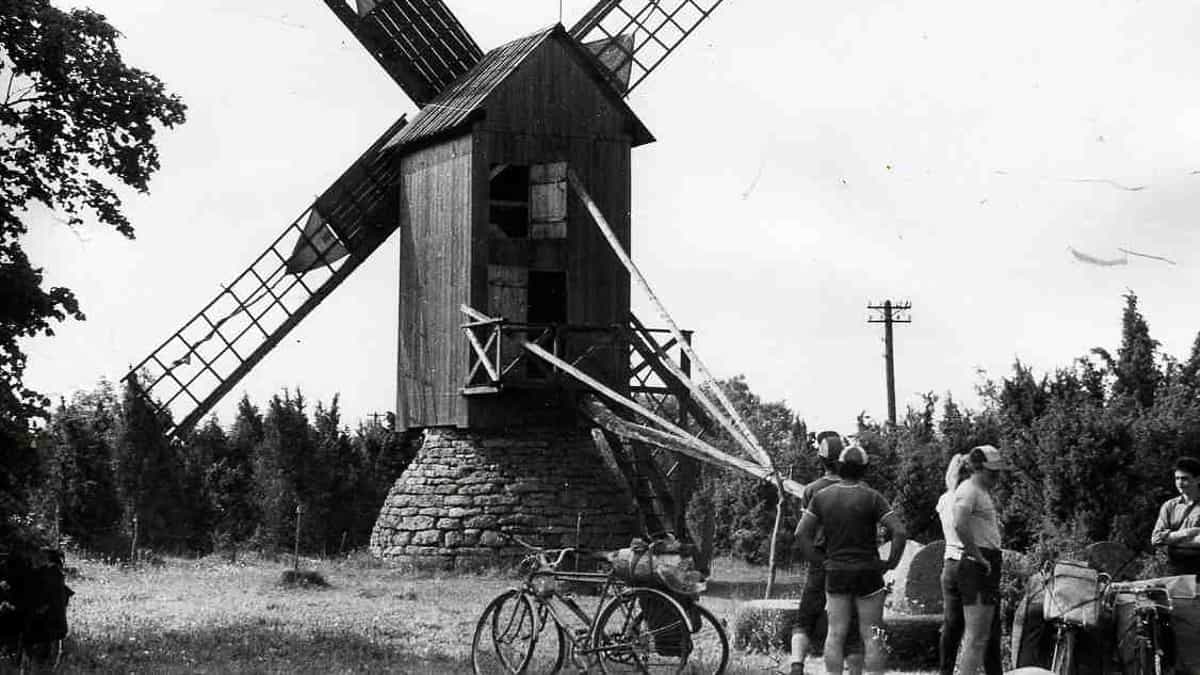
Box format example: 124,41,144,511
805,481,893,571
798,475,840,552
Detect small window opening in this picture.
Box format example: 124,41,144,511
489,164,529,238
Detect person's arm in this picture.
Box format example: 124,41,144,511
795,510,824,567
1153,501,1200,546
1151,502,1173,547
953,489,990,576
881,511,907,570
793,493,810,539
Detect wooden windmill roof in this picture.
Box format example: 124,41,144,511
384,24,654,151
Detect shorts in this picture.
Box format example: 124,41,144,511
953,548,1002,606
796,562,863,653
826,568,886,598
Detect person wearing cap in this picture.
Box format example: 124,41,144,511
789,432,865,675
796,444,907,674
1150,455,1200,575
937,452,1002,675
950,444,1010,675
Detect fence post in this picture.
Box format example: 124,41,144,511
293,503,305,571
765,480,785,599
129,512,139,563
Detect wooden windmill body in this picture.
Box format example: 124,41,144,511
125,0,776,566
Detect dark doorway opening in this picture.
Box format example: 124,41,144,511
527,271,567,324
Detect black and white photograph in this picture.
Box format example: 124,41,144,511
4,1,1200,672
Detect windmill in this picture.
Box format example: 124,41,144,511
126,0,799,566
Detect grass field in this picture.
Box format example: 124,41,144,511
50,554,932,673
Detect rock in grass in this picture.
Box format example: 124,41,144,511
731,600,941,669
278,569,328,588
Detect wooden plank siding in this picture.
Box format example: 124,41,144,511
466,35,636,427
395,32,645,430
396,134,475,429
478,36,633,330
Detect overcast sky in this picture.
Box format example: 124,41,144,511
21,0,1200,436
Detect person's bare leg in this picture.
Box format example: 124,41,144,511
791,626,813,671
845,651,865,675
824,593,853,674
958,603,996,675
854,589,887,674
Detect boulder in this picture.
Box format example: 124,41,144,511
879,539,924,606
903,539,945,614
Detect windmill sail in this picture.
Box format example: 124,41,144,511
124,116,410,438
322,0,484,106
570,0,728,95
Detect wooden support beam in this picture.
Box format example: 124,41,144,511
580,394,806,499
567,168,774,469
524,341,803,497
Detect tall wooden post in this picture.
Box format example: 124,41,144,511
293,503,305,571
868,300,912,426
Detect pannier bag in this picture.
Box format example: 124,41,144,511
1043,561,1104,627
610,535,708,597
637,592,689,658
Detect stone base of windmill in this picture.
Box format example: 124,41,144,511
369,426,638,569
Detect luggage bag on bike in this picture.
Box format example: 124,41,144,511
1044,561,1104,627
611,536,707,658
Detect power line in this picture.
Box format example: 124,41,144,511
867,300,912,426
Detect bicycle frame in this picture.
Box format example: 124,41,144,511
1108,584,1173,675
480,538,708,672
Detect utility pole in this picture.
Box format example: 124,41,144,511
867,300,912,426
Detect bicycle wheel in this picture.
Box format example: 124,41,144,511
679,602,729,675
588,587,692,674
527,602,569,674
1050,626,1076,675
472,590,540,674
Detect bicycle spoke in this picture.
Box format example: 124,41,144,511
591,589,695,674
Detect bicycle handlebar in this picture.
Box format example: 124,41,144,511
500,531,583,571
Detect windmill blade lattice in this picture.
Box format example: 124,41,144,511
323,0,483,106
570,0,728,95
124,116,410,438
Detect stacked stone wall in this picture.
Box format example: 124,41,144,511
370,426,638,568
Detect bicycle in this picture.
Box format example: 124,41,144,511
1105,582,1174,675
471,534,729,674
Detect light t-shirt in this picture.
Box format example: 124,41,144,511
952,479,1001,552
936,492,964,560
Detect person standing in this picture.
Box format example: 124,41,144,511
951,445,1010,675
937,452,1002,675
789,432,864,675
1151,456,1200,575
796,445,907,674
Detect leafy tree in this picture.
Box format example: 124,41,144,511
0,1,184,540
349,421,415,548
113,378,185,552
686,376,809,564
40,385,123,553
1110,292,1161,409
253,390,315,550
204,404,258,556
